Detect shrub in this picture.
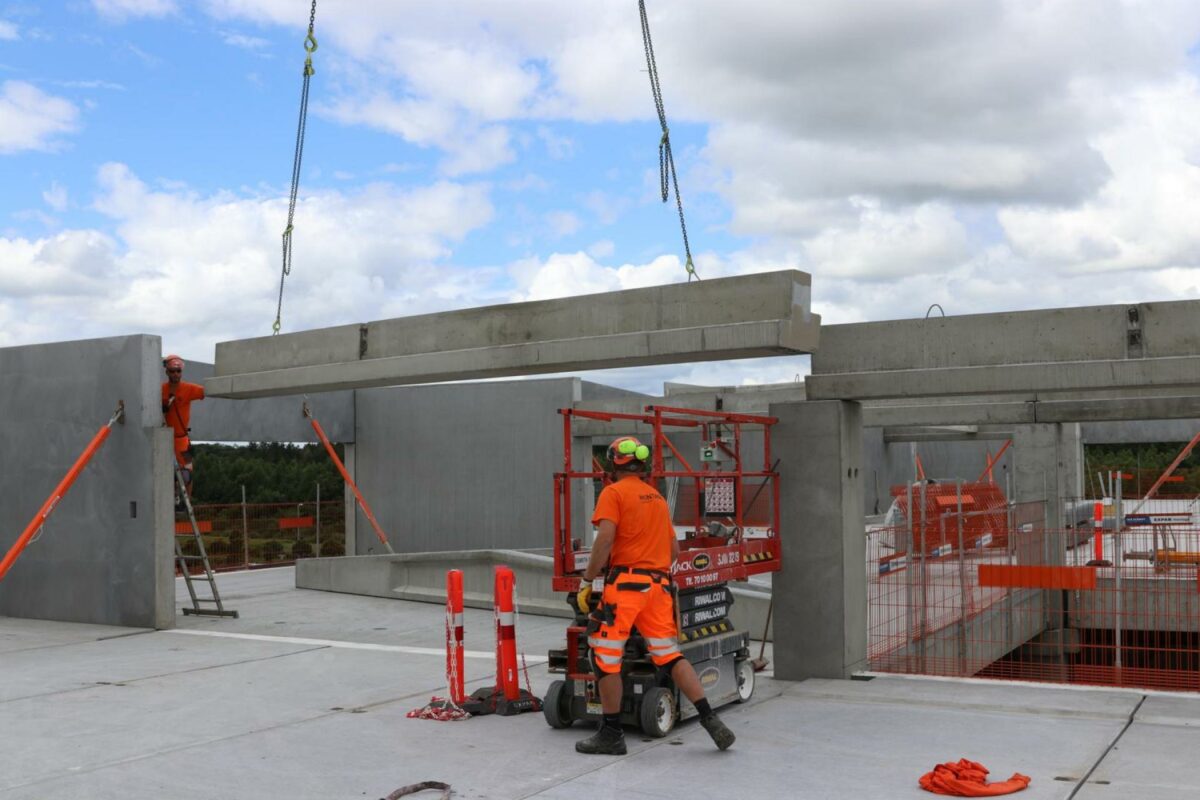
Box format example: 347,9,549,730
261,540,285,562
320,539,345,557
291,541,314,559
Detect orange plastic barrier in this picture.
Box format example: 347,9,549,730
0,404,123,583
494,565,519,701
1092,502,1104,562
277,516,314,530
175,520,214,535
304,405,394,553
977,564,1097,590
920,759,1030,796
446,569,466,705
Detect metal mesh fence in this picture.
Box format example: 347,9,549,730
868,489,1200,693
175,499,346,573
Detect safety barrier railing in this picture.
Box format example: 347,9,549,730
868,496,1200,692
175,499,346,573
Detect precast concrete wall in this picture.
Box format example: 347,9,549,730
182,360,354,443
352,378,597,554
0,335,173,628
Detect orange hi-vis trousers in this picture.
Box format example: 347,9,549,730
588,569,682,674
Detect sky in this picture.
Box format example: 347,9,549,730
2,0,1200,394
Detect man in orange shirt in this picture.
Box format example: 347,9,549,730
574,435,735,755
161,354,204,500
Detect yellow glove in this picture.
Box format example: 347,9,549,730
575,583,593,614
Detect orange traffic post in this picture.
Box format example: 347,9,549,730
303,403,394,554
0,403,124,583
494,565,520,701
446,569,466,705
1092,502,1105,562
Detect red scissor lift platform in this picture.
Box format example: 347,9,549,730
543,405,782,737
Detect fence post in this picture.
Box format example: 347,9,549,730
316,482,321,557
241,484,249,569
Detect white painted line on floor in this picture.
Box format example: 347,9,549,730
163,628,548,663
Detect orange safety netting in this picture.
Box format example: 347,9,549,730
919,759,1031,796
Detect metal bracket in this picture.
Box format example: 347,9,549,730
1126,305,1143,358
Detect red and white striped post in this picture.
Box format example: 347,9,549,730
1093,501,1104,562
494,565,520,701
445,569,465,705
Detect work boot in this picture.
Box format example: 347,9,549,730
700,713,735,750
575,724,627,756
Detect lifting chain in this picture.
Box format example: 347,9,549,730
273,0,318,335
638,1,698,281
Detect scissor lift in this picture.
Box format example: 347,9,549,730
543,405,781,736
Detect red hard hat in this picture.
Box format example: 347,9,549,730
163,354,184,370
608,436,650,467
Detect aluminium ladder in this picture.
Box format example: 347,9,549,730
173,461,238,618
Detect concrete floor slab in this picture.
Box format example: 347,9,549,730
3,568,1197,799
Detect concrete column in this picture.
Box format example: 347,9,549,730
770,400,866,680
343,443,357,556
1013,423,1084,534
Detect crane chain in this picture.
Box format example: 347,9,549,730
639,1,698,281
273,0,318,335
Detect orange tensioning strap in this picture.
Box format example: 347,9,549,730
308,415,394,554
0,407,122,582
919,759,1031,796
977,564,1096,590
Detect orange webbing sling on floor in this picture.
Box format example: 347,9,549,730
919,759,1031,796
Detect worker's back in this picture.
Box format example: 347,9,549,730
594,475,672,571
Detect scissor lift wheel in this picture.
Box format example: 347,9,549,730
735,658,755,702
639,686,677,737
543,680,573,729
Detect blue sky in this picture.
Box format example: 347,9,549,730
3,1,1200,393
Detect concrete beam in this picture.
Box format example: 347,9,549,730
813,299,1200,374
207,271,819,398
808,355,1200,401
864,394,1200,427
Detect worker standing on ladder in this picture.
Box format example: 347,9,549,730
161,355,204,503
575,436,736,755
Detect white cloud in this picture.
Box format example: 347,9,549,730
0,164,497,352
537,125,574,159
42,183,69,212
587,239,614,259
93,0,177,19
0,81,80,154
0,20,18,40
999,77,1200,273
544,210,581,238
221,31,270,51
802,199,970,279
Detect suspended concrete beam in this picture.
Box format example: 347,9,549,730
206,270,819,399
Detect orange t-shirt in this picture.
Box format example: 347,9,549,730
591,475,673,571
162,381,204,437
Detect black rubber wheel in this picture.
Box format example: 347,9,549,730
542,680,573,729
735,658,755,703
638,686,677,737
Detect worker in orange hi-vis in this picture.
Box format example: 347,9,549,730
161,354,204,502
574,435,736,756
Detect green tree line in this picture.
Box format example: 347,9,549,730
1084,441,1200,497
189,442,345,504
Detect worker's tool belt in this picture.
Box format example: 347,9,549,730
606,565,672,585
